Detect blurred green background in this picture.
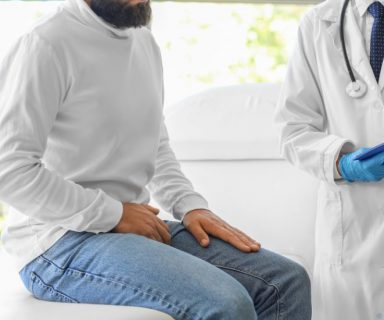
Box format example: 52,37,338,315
0,1,310,106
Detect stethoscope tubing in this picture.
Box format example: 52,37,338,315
340,0,367,98
340,0,356,82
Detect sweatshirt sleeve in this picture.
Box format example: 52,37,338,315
147,116,210,221
274,13,354,186
0,32,123,233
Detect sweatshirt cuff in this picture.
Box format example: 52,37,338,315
172,194,210,221
99,191,123,233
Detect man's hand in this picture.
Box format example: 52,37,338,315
182,209,261,253
112,203,171,244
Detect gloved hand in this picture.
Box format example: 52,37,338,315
339,148,384,182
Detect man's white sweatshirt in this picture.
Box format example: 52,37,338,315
0,0,209,271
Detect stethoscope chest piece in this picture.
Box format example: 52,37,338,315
346,80,367,98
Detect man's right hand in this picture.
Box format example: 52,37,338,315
111,203,171,245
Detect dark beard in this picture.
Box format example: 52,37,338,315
90,0,151,29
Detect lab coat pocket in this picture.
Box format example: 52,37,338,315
315,184,343,266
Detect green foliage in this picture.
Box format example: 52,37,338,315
151,2,310,104
228,6,308,83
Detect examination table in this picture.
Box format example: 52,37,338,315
0,83,318,319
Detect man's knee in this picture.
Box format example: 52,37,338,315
205,281,257,320
286,261,311,294
278,259,312,316
226,290,257,320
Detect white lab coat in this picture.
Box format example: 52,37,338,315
275,0,384,319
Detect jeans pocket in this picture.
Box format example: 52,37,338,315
30,272,77,303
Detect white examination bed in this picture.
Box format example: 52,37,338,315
163,83,318,276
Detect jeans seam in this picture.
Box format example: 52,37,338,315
214,263,285,320
65,267,200,320
39,255,200,320
42,232,94,269
30,272,79,303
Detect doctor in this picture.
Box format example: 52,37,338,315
275,0,384,319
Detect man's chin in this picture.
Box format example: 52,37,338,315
90,0,152,29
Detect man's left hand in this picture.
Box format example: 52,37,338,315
182,209,261,253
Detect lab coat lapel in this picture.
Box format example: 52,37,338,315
344,5,377,88
322,1,377,88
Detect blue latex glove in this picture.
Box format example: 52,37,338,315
339,148,384,182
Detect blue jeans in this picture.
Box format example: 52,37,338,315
19,221,311,320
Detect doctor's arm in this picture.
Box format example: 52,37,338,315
0,33,123,233
274,14,353,184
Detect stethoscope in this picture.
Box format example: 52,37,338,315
340,0,368,98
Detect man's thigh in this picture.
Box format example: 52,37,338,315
168,220,311,319
19,226,255,320
169,219,296,280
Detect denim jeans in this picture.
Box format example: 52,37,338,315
19,220,311,320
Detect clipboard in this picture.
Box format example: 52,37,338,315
354,143,384,161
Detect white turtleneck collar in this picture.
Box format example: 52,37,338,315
62,0,134,39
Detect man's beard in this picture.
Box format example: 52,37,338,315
90,0,151,29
